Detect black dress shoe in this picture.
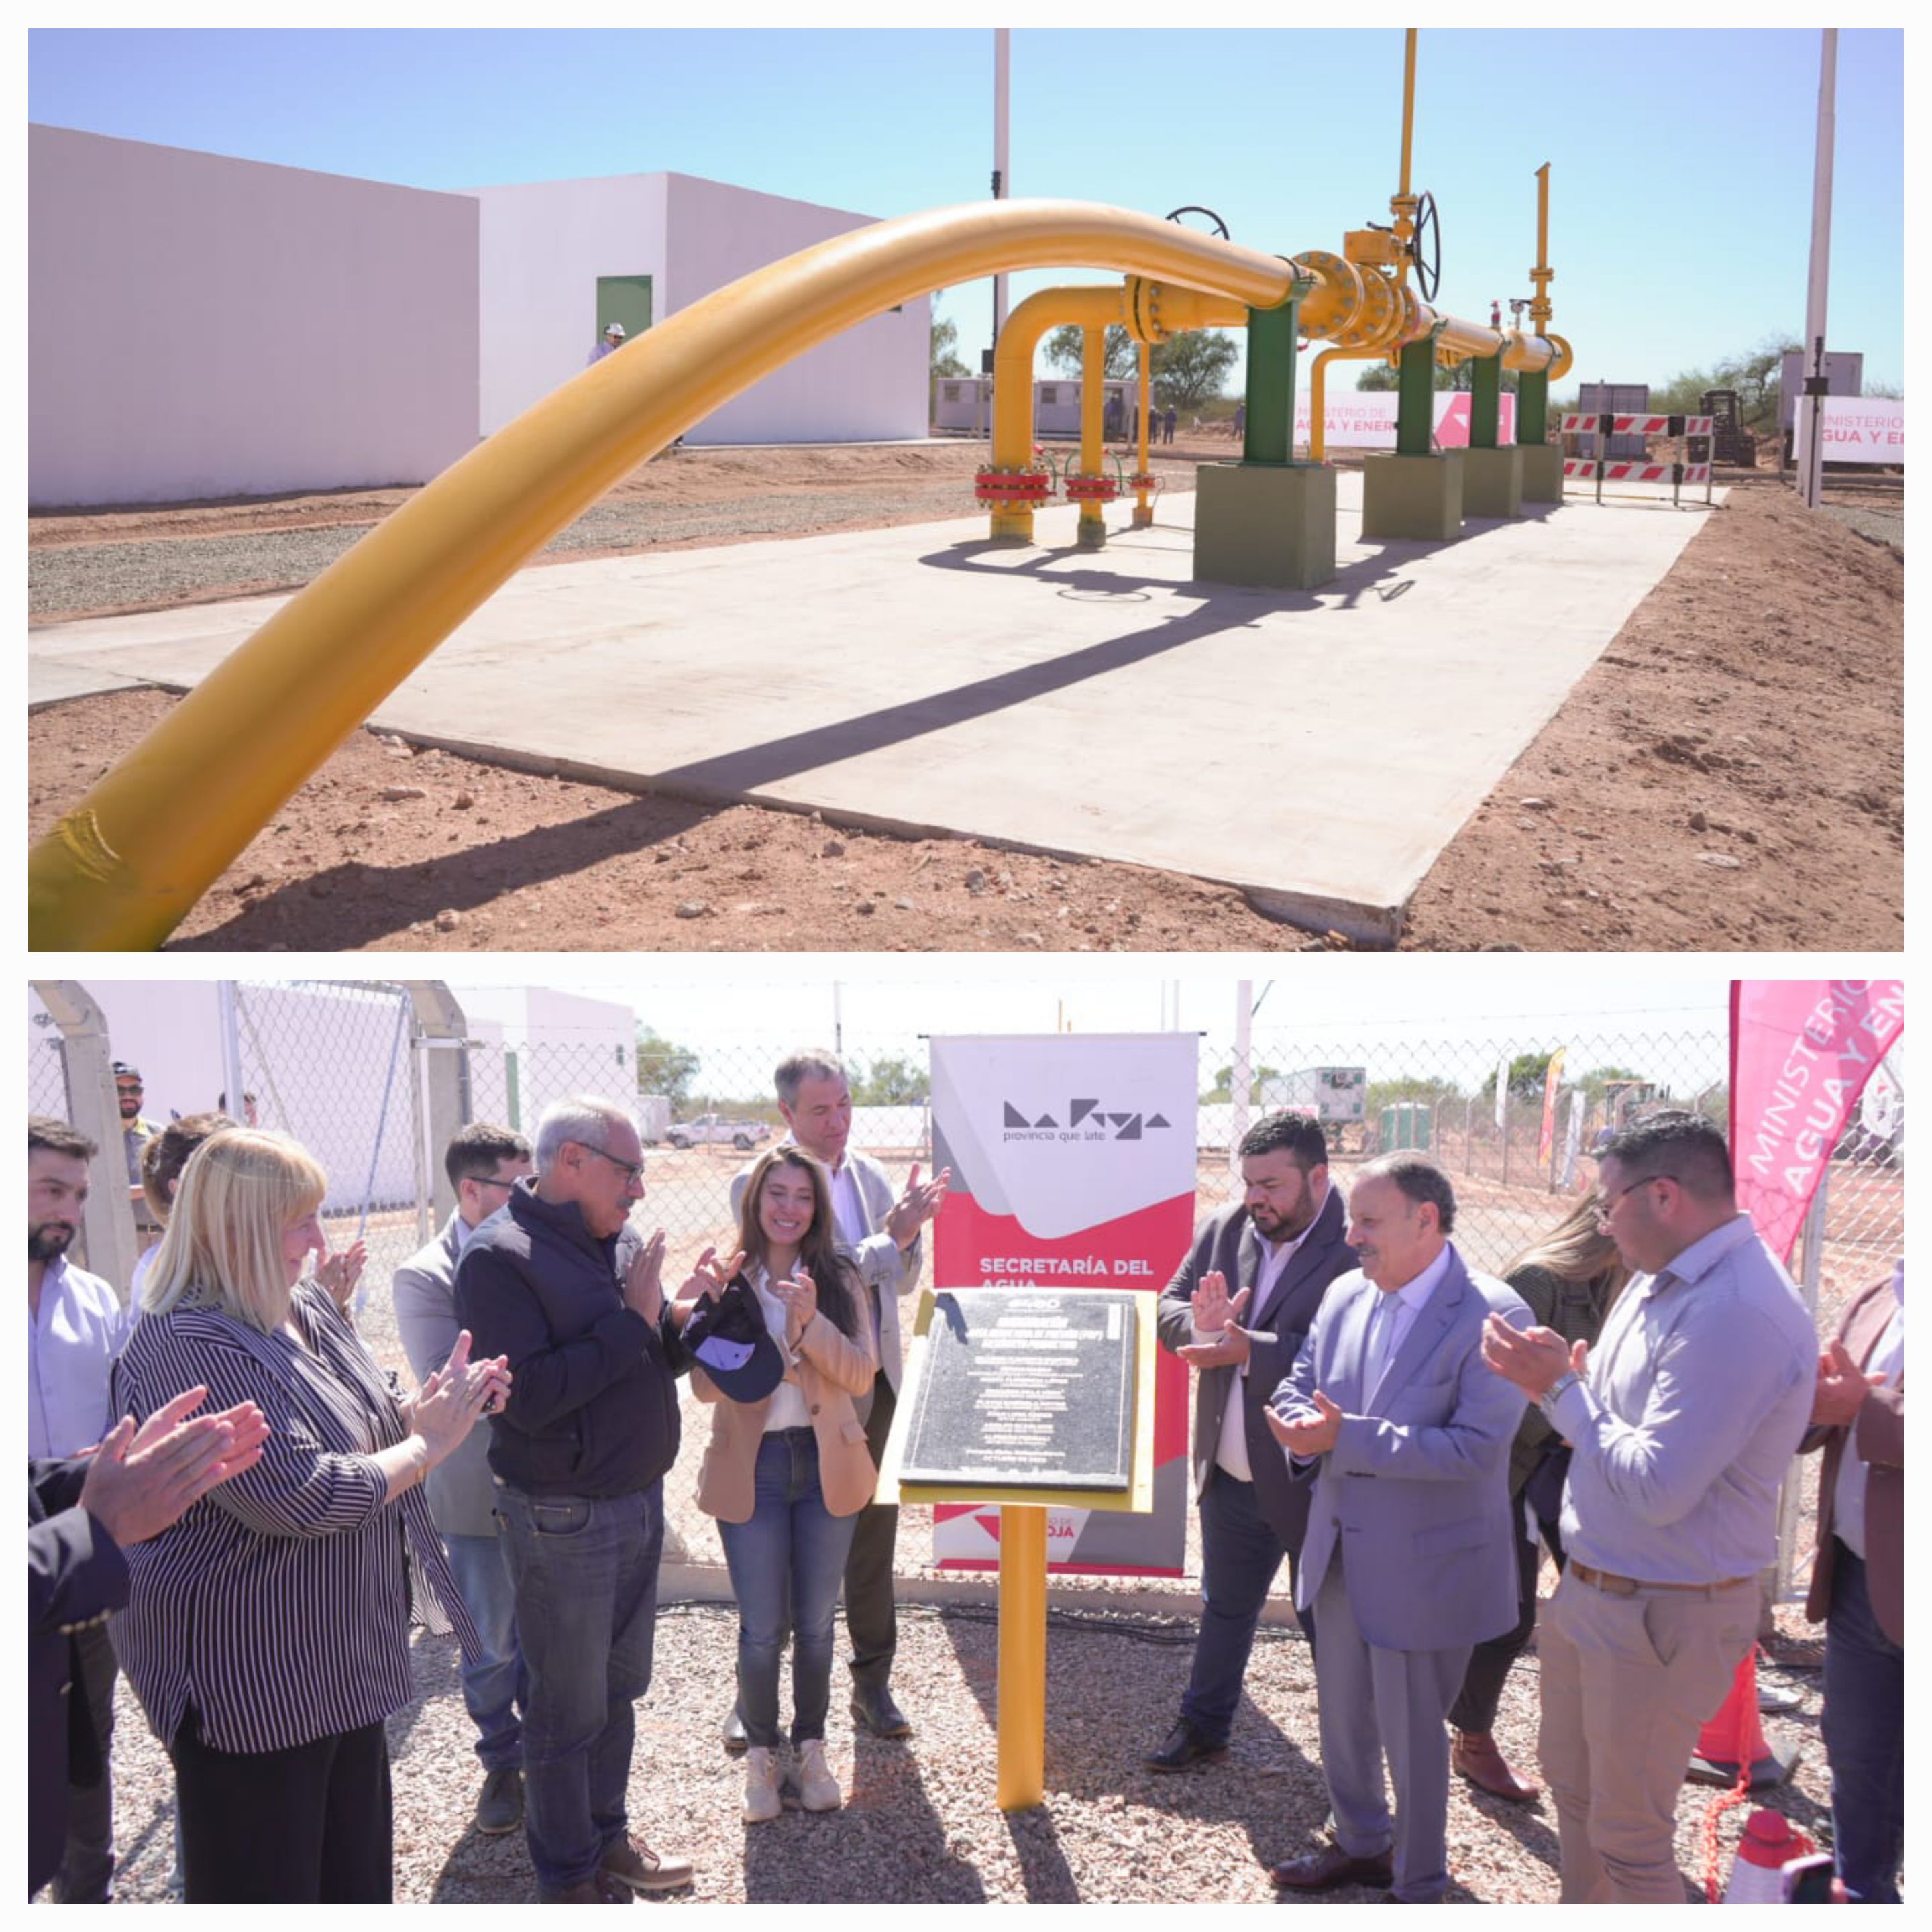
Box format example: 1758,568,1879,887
1269,1843,1395,1893
849,1684,912,1739
1142,1719,1229,1771
722,1705,749,1756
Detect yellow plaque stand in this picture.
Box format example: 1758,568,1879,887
874,1289,1159,1810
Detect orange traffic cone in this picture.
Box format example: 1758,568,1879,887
1721,1810,1814,1903
1686,1648,1799,1789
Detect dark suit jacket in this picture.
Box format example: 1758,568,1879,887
1155,1183,1354,1551
1802,1275,1904,1646
28,1459,128,1898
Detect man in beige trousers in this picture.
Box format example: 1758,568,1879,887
1483,1112,1815,1904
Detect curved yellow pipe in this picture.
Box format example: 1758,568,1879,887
1307,345,1391,463
32,199,1301,949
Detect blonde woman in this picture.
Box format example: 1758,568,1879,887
108,1129,511,1902
1450,1193,1629,1803
680,1146,877,1823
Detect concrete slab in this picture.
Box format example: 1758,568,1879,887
29,472,1725,943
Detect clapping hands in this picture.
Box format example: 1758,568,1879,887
885,1163,951,1250
1177,1270,1256,1369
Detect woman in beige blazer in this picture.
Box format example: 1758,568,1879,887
684,1146,877,1823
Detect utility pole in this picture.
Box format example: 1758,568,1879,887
1794,29,1837,511
992,28,1010,358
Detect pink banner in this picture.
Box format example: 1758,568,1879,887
1730,980,1905,1262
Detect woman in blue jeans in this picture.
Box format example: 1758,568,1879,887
685,1148,877,1821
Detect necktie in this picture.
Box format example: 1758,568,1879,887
1368,1294,1401,1390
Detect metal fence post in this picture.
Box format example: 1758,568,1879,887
403,981,474,1234
31,979,142,1296
1774,1167,1832,1600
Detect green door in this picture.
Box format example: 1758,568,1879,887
596,274,653,348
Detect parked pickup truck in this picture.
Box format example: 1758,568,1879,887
666,1113,773,1152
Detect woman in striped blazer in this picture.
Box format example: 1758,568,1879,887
109,1129,511,1902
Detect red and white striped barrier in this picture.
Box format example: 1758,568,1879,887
1562,455,1714,505
1560,413,1713,435
1563,460,1712,484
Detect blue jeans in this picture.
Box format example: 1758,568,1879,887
443,1529,525,1771
717,1430,860,1748
1821,1543,1902,1903
1181,1467,1311,1745
496,1483,663,1893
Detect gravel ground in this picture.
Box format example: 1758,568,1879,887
1819,502,1904,550
91,1581,1839,1905
28,479,981,619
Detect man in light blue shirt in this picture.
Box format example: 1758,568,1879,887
29,1116,133,1902
1483,1111,1814,1905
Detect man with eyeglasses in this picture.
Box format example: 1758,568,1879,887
392,1124,535,1838
1482,1112,1815,1904
455,1097,694,1902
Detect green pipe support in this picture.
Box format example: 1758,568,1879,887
1518,368,1550,446
1470,354,1501,449
1396,335,1437,455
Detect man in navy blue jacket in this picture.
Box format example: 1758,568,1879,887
30,1391,268,1897
455,1097,693,1906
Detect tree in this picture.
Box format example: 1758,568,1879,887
1203,1062,1283,1104
1043,323,1139,382
1152,331,1238,410
930,309,969,380
635,1027,701,1106
851,1055,928,1106
1477,1051,1557,1104
1365,1075,1462,1117
1355,362,1399,390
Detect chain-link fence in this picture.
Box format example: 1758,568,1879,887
228,979,431,1311
28,1004,70,1122
25,980,1907,1595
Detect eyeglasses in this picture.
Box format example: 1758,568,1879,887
466,1175,518,1194
1594,1175,1664,1222
576,1142,644,1187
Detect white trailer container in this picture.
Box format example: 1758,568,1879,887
1259,1066,1368,1124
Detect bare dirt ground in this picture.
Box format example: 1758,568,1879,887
28,440,1902,953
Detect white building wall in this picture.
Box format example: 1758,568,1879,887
661,173,928,445
29,126,478,508
471,174,669,437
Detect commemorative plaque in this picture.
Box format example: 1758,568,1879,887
898,1288,1136,1492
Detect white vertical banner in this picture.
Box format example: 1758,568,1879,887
927,1033,1199,1575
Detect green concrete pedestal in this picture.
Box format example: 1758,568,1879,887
1075,515,1108,551
1519,443,1564,504
1462,445,1525,519
1193,462,1337,590
1361,451,1464,541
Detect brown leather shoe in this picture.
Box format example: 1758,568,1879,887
1269,1843,1395,1893
1452,1729,1542,1804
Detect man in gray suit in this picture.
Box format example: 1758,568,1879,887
392,1122,535,1835
723,1049,949,1745
1265,1153,1531,1902
1143,1112,1354,1770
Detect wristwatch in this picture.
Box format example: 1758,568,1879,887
1540,1370,1582,1416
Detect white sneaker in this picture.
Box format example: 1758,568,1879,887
742,1746,782,1824
796,1737,842,1813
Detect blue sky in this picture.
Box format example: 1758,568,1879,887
30,26,1903,397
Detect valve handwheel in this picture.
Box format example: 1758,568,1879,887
1409,191,1441,303
1164,205,1230,239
